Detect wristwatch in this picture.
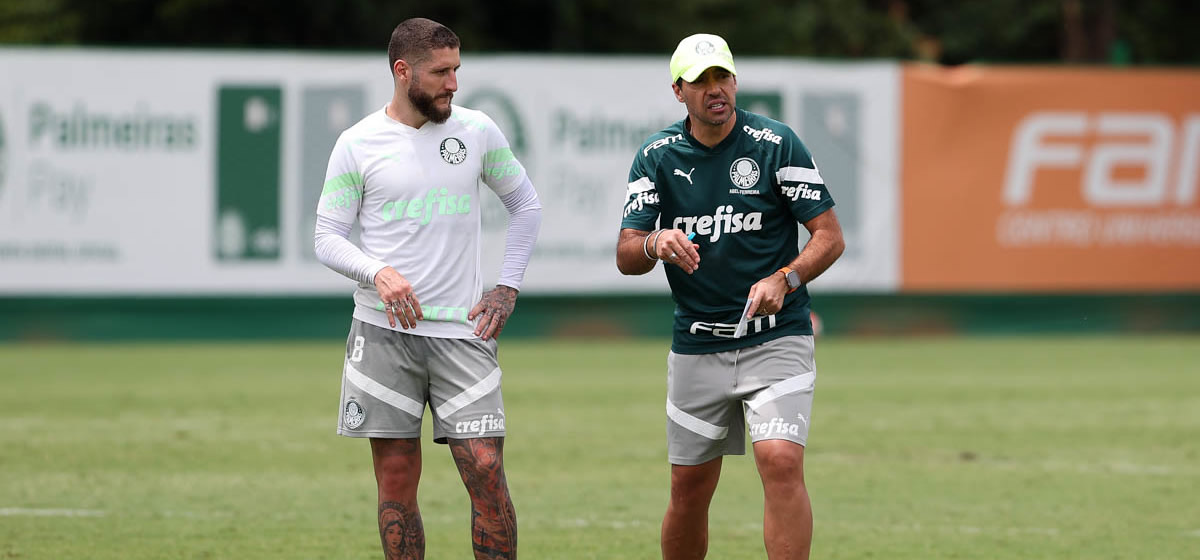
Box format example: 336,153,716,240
777,267,801,294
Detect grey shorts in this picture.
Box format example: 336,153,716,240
666,335,817,465
337,319,505,443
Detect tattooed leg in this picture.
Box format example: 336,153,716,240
371,438,425,560
379,501,425,560
449,437,517,560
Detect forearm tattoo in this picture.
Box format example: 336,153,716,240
379,501,425,560
449,438,517,559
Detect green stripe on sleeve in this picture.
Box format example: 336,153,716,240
322,172,363,195
484,148,515,164
484,148,521,180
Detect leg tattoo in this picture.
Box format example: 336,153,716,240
371,438,424,559
379,501,425,560
449,437,517,559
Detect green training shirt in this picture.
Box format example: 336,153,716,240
622,108,835,354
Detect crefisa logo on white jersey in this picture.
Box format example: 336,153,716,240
343,398,366,429
440,137,467,164
729,157,760,188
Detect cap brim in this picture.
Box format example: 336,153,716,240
677,58,737,83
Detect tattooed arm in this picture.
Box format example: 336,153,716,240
468,176,541,342
469,286,518,341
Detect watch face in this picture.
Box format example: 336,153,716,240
787,270,801,289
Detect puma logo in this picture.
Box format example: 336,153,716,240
673,167,695,185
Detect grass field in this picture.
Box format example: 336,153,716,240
2,336,1198,559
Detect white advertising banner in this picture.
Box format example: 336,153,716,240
0,49,899,295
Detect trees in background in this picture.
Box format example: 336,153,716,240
0,0,1195,64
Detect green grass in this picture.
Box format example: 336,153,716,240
1,336,1198,559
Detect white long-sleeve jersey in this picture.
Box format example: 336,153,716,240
315,105,541,339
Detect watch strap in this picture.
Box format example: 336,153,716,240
777,267,800,294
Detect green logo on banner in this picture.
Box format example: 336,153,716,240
739,92,784,121
459,88,527,160
802,92,861,259
459,88,528,234
215,86,283,261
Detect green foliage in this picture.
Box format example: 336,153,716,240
0,0,1195,64
1,336,1197,558
0,0,80,44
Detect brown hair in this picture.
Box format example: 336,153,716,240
387,18,460,72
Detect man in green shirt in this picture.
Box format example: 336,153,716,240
616,33,845,560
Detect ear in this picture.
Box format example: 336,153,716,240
393,59,411,83
672,82,685,103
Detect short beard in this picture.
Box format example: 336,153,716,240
408,77,452,124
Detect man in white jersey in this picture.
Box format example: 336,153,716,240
314,18,541,560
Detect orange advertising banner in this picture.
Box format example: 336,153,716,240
901,66,1200,292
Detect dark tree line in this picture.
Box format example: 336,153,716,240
1,0,1196,65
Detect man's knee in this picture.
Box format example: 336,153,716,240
378,453,420,477
755,442,806,484
669,461,721,508
448,437,505,472
449,437,510,499
372,440,422,497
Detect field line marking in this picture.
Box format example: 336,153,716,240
0,507,106,517
831,520,1061,537
558,518,650,529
